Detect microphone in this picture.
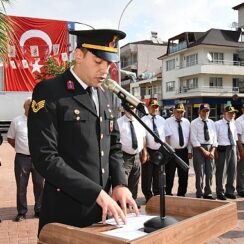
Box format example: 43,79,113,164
103,78,148,115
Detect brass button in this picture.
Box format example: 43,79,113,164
108,108,112,113
101,133,104,139
76,116,80,121
102,168,105,174
107,104,110,108
57,188,61,192
100,116,103,122
74,109,80,115
101,151,104,156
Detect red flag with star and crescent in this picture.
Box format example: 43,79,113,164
4,16,69,91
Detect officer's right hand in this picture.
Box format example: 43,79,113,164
96,189,126,225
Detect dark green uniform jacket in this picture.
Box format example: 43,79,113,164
28,69,127,233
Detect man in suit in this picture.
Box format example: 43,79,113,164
28,29,139,234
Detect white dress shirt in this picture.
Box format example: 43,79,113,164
215,118,238,146
141,114,168,150
117,115,146,155
236,114,244,144
7,115,30,155
165,116,191,151
190,116,218,147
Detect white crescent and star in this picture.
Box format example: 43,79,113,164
19,29,52,73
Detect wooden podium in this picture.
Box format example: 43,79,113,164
38,196,237,244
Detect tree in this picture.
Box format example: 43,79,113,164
0,0,13,59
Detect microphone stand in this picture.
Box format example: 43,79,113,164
122,102,189,233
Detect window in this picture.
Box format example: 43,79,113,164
166,81,175,92
209,52,224,64
166,59,175,71
186,53,198,67
187,78,198,89
209,77,223,87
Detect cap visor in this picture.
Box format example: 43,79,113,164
89,49,119,62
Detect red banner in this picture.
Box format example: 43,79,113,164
4,16,68,91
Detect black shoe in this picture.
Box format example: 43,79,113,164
238,192,244,197
225,193,236,199
196,195,202,198
203,195,216,200
217,194,227,200
34,212,40,218
15,214,26,222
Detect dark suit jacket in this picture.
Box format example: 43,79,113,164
28,69,127,232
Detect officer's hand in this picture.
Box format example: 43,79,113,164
111,185,140,217
96,189,126,225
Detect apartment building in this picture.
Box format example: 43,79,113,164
159,3,244,121
120,32,167,106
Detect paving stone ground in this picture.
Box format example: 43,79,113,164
0,141,243,243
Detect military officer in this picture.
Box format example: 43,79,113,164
28,29,139,234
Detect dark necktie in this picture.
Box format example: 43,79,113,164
129,121,138,150
177,120,184,147
86,87,97,112
227,122,235,146
202,120,210,141
152,116,159,142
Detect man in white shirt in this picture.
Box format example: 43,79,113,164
236,104,244,197
141,99,168,202
190,103,217,199
165,103,192,197
7,98,44,222
215,105,238,200
117,105,146,202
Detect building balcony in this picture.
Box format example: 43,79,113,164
173,86,240,98
173,61,244,78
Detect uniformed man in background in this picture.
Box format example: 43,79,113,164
28,29,139,234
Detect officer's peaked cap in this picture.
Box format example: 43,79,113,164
69,29,126,62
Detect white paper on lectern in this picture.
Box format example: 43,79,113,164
102,214,157,240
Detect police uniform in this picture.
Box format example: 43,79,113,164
28,29,127,233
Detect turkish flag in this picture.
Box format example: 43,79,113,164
109,62,119,83
4,16,68,91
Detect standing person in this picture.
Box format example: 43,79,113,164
236,104,244,198
165,103,192,197
28,29,139,234
7,98,44,222
141,99,168,202
117,105,146,203
190,103,217,199
215,105,238,200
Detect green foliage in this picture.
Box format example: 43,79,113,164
35,56,73,81
0,1,13,60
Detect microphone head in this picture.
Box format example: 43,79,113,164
103,78,118,91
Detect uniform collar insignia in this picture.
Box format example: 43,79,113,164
31,100,45,113
67,80,75,91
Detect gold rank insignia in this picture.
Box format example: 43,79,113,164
31,100,45,113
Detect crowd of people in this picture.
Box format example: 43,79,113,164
0,29,243,237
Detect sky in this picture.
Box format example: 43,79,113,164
3,0,244,45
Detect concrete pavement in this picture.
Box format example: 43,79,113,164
0,141,244,243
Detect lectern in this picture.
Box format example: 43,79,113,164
38,196,237,244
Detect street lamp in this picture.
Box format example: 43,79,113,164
114,0,134,114
117,0,134,85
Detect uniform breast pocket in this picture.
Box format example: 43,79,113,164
63,109,88,123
